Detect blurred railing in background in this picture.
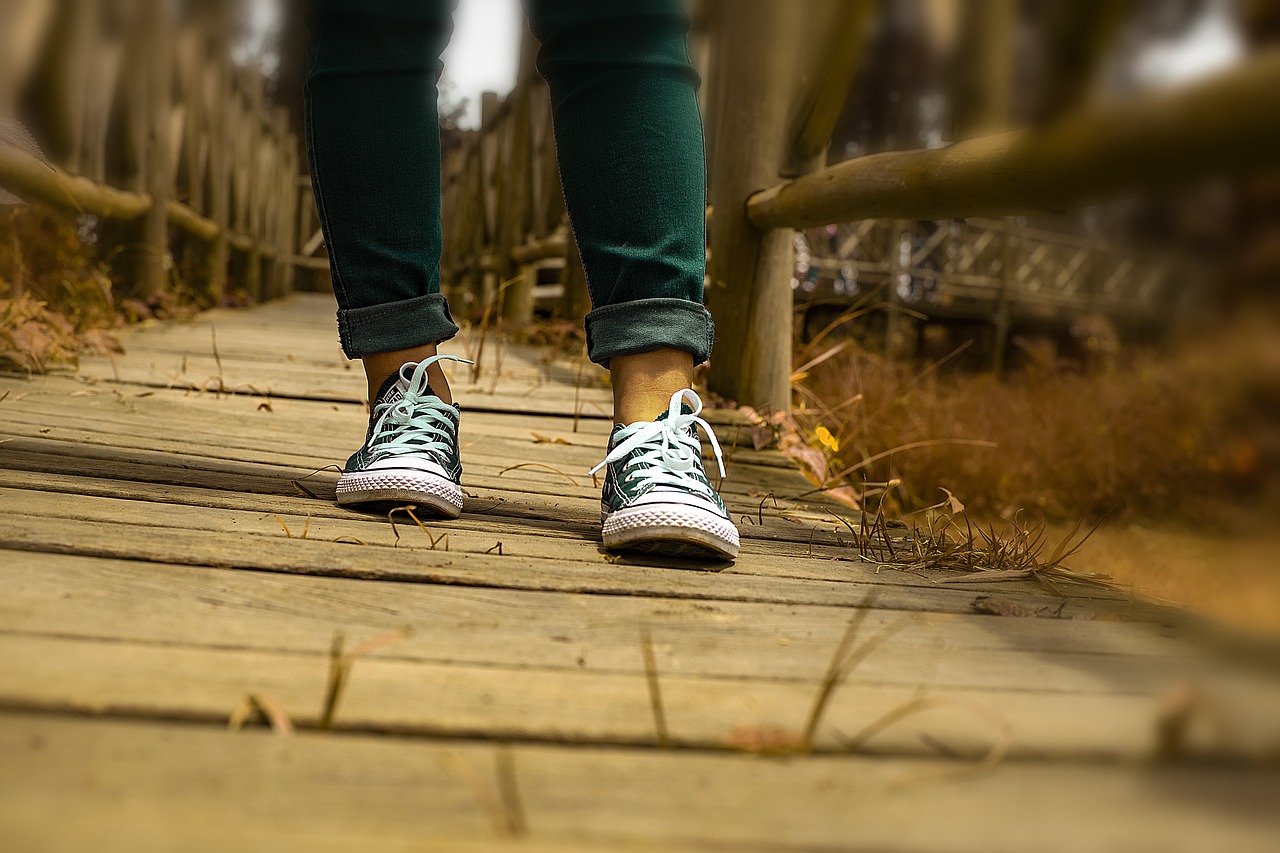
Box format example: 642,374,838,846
794,217,1204,369
0,0,311,305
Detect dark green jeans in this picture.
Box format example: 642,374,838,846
305,0,713,365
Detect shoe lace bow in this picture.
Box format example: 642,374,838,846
370,355,473,461
588,389,725,498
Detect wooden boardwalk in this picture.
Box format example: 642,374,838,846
1,293,1278,851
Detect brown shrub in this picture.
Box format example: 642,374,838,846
0,203,200,372
793,316,1277,524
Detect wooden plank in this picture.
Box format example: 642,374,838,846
0,714,595,853
4,715,1279,852
0,552,1191,689
0,420,818,513
0,368,765,454
0,436,835,552
0,632,1208,758
0,469,1148,609
0,502,1135,619
69,346,615,415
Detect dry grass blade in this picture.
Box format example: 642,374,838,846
406,506,448,550
801,608,869,752
318,627,412,730
209,327,227,396
639,624,671,748
825,439,999,485
937,569,1036,584
291,479,319,499
494,744,527,837
794,285,886,361
837,695,1013,784
228,693,294,734
800,596,912,752
791,340,852,383
436,751,510,834
498,462,580,487
290,464,343,499
757,493,778,526
317,630,347,731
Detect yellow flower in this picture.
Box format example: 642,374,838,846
814,425,840,453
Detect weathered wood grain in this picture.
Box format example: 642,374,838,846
4,714,1278,853
0,552,1191,689
2,293,1276,849
5,716,1278,853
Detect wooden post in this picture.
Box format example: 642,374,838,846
0,0,54,116
883,222,906,358
783,0,877,176
204,18,233,303
1034,1,1134,123
265,106,291,298
477,92,501,312
559,224,591,322
950,0,1016,140
242,69,265,301
499,33,539,325
705,0,802,412
992,222,1013,374
499,83,536,324
124,0,173,299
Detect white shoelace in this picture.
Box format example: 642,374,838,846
588,389,726,498
369,355,473,460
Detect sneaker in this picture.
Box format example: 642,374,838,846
589,389,740,559
335,355,472,518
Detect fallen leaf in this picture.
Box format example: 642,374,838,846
972,596,1039,617
939,487,965,514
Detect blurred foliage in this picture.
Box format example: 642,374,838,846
0,203,199,372
791,313,1278,525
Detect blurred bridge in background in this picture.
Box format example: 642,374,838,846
795,217,1203,366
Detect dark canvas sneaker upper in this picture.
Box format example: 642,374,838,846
346,356,471,483
590,389,731,520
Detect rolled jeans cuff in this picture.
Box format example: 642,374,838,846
584,297,714,367
337,293,460,358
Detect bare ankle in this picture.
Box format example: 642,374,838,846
610,347,694,424
362,344,454,404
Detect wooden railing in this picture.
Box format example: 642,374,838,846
439,39,575,326
0,0,309,303
707,0,1280,411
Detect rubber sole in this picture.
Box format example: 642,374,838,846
335,469,464,519
601,502,740,560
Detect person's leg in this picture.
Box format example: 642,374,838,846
305,0,458,403
306,0,469,517
525,0,712,423
528,1,737,558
